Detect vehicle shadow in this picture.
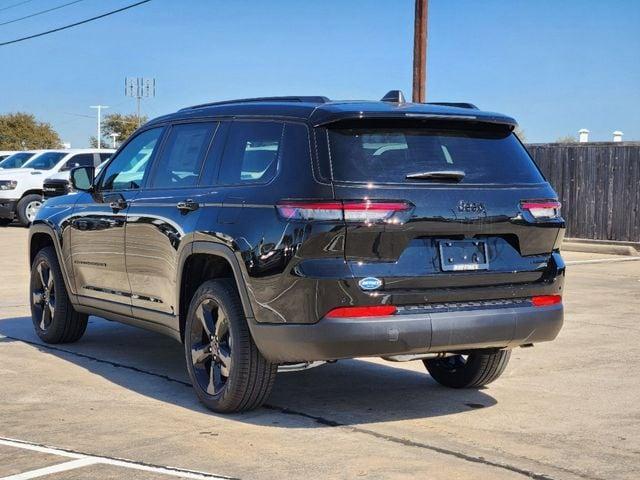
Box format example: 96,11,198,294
0,316,498,427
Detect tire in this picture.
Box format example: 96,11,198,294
17,193,43,226
0,218,11,226
423,349,511,388
184,279,277,413
30,247,88,344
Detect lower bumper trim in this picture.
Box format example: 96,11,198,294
249,304,563,363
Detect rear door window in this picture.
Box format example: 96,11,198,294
327,123,544,184
61,153,95,171
149,122,216,189
218,121,284,185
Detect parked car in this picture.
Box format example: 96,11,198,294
43,154,111,200
0,151,17,162
0,150,46,170
29,92,565,413
0,149,114,225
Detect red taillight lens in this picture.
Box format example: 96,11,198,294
531,295,562,307
276,200,412,223
521,200,561,219
325,305,397,318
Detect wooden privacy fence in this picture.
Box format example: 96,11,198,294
527,142,640,243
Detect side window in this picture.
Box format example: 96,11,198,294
99,153,112,164
218,121,284,185
60,154,95,171
99,128,163,191
149,122,216,189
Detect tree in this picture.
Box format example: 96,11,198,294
89,112,147,148
555,135,577,144
514,126,526,143
0,112,62,150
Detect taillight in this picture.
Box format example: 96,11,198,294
326,305,397,318
531,295,562,307
521,200,561,219
276,200,412,223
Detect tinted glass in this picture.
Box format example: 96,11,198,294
99,128,163,191
0,152,35,169
22,152,66,170
61,153,95,170
150,122,215,189
99,153,112,163
218,121,283,184
327,124,544,184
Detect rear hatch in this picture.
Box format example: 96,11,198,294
323,119,564,302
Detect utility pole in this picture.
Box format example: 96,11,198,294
412,0,429,103
90,105,109,148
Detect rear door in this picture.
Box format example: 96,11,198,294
323,120,564,301
125,121,220,323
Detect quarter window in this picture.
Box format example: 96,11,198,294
149,122,216,189
99,128,163,191
218,121,283,184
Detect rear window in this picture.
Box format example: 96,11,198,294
327,124,544,184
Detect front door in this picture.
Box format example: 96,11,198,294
69,127,164,315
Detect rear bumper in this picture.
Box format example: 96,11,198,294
0,199,17,220
250,303,563,363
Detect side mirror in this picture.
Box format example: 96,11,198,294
70,166,95,192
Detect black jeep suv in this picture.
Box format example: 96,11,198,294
29,92,565,413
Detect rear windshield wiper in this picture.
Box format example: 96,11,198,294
405,170,466,182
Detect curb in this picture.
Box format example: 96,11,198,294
562,241,639,256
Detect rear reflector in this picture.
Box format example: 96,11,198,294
521,200,561,219
326,305,397,318
531,295,562,307
277,200,412,223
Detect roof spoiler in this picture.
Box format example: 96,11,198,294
314,112,517,128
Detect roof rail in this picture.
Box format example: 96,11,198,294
181,96,330,111
427,102,479,110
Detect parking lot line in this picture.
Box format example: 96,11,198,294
1,458,97,480
0,437,235,480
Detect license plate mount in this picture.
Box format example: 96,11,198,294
438,240,489,272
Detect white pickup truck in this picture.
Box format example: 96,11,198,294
0,149,114,226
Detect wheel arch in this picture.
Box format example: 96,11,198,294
29,224,77,304
177,241,254,342
21,189,44,199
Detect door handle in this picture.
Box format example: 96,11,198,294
109,198,128,211
176,199,199,212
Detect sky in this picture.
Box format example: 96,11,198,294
0,0,638,147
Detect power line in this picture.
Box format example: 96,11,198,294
0,0,36,13
0,0,152,47
0,0,88,27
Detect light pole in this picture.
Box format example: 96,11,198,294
90,105,109,148
109,132,120,149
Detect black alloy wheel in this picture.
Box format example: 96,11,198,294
29,247,88,343
184,279,277,413
31,260,56,332
189,298,233,396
